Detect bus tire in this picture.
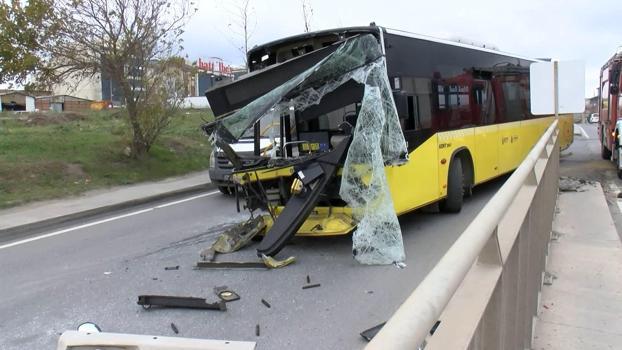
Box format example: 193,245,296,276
602,144,612,160
440,158,463,213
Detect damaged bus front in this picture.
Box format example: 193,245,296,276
203,27,408,265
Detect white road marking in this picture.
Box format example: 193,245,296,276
575,124,590,139
154,192,218,209
0,191,219,250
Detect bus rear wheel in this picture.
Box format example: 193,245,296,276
440,158,463,213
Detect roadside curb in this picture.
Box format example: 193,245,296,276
0,182,216,241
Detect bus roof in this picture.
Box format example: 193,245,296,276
247,25,541,64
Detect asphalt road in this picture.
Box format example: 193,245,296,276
0,159,508,349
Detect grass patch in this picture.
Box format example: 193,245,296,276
0,109,214,208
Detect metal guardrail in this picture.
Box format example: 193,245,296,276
367,120,560,350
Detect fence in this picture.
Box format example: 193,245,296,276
367,119,559,349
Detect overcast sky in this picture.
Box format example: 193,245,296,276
183,0,621,98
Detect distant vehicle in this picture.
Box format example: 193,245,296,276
597,50,622,177
209,137,273,194
589,113,599,123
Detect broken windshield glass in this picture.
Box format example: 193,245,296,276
212,34,408,265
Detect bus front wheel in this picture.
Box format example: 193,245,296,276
440,158,463,213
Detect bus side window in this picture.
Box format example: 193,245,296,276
501,82,524,122
474,81,495,125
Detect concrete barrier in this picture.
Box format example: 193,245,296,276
367,120,559,350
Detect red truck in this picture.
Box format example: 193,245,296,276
598,50,622,177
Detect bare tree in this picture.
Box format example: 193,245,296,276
301,0,313,33
23,0,195,157
225,0,255,69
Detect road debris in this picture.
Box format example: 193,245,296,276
393,262,407,269
261,299,271,308
360,322,386,341
559,176,594,192
302,283,321,290
164,265,180,270
255,324,260,337
103,271,112,275
137,295,226,311
195,261,268,269
214,286,240,302
261,254,296,268
170,322,179,334
200,216,266,261
306,275,311,284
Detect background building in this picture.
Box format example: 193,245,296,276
35,95,93,112
0,91,36,111
48,57,247,106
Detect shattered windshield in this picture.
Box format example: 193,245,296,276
212,34,408,264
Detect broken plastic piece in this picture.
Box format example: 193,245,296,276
261,254,296,269
360,322,386,342
200,216,267,262
213,216,266,254
302,283,321,290
214,286,241,302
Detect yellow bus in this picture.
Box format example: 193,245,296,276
203,26,573,258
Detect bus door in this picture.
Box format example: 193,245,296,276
473,80,499,183
494,76,526,173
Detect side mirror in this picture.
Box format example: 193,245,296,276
77,322,102,333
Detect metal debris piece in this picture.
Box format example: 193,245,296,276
200,216,267,262
261,254,296,269
164,266,180,270
137,295,226,311
255,324,260,337
195,261,268,269
214,286,240,302
360,322,386,341
170,322,179,334
261,299,271,308
306,275,311,284
302,283,321,290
